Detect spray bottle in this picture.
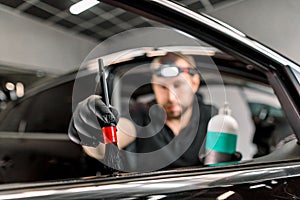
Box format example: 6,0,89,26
204,102,239,165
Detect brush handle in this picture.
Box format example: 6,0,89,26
98,59,110,106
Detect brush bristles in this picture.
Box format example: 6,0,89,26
104,143,122,174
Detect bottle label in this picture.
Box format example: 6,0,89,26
205,131,237,154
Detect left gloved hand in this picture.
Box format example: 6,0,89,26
200,151,242,165
231,151,242,161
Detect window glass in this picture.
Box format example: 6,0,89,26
199,74,293,159
0,81,73,133
112,52,294,163
24,82,73,133
0,0,298,184
0,98,32,132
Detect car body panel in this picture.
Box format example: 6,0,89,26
0,149,300,199
0,132,84,183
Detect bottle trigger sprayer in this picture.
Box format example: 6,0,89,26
204,102,239,165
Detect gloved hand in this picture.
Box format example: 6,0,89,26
231,151,242,161
199,151,242,165
68,95,119,147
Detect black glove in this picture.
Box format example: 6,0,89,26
68,95,119,147
200,151,242,165
231,151,242,161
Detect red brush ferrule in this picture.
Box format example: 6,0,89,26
102,126,117,144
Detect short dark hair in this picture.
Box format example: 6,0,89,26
150,52,196,70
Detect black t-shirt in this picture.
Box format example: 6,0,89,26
122,95,217,172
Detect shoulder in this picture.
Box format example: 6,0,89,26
124,100,155,126
196,94,218,117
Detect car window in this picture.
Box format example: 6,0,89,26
0,0,298,185
24,82,73,133
0,98,31,132
199,74,293,159
0,81,73,133
110,52,294,162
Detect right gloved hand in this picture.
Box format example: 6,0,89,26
68,95,119,147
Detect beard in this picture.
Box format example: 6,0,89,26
165,104,189,120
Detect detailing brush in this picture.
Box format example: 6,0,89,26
98,58,122,174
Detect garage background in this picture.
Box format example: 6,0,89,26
0,0,299,76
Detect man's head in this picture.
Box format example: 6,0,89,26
151,52,200,120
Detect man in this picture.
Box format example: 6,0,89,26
69,52,226,172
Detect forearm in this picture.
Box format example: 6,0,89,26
116,117,137,148
83,144,106,160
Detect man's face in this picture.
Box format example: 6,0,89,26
152,58,200,120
